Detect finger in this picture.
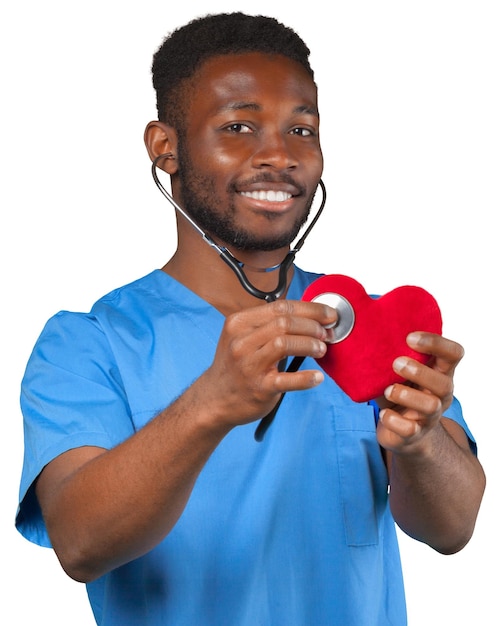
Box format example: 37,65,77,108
227,309,334,367
268,299,338,328
267,310,335,343
272,368,325,393
255,332,328,370
224,300,337,347
378,408,423,441
407,332,464,375
384,383,442,416
393,356,454,402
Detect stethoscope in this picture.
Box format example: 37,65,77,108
152,154,327,440
152,154,327,302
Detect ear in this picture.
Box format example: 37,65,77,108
144,121,179,174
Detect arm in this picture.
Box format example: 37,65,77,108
35,299,337,583
378,332,486,554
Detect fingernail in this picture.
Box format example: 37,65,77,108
312,371,324,385
324,327,336,344
393,356,407,373
407,332,421,347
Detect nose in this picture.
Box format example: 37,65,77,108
251,132,298,171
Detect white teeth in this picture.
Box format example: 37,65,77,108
240,190,292,202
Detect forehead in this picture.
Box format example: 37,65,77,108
183,52,318,121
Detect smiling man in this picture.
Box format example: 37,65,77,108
16,12,485,626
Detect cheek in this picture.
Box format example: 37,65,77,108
208,137,254,170
208,151,241,170
187,134,247,176
304,145,324,175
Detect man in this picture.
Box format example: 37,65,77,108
17,12,485,625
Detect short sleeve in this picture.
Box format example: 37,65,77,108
443,396,477,454
16,311,135,546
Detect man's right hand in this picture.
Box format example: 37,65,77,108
199,299,338,428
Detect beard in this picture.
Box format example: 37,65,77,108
176,143,315,252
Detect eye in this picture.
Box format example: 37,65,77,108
224,123,253,134
289,127,315,137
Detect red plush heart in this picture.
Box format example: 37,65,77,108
302,274,442,402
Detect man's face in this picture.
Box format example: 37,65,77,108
174,52,323,252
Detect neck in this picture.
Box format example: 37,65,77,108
162,227,294,316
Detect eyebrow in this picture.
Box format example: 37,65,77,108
216,102,319,117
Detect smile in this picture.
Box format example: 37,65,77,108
239,190,292,202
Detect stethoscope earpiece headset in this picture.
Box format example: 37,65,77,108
152,154,327,302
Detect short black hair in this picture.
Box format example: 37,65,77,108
151,12,314,128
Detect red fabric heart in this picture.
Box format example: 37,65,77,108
302,274,442,402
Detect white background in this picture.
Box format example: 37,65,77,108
1,1,498,624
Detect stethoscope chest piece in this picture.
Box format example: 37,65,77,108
311,292,355,343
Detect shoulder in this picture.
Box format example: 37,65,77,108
290,266,323,298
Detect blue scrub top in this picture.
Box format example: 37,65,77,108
17,268,473,625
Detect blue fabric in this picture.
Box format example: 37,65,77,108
16,267,473,625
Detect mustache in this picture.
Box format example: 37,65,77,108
229,172,307,195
